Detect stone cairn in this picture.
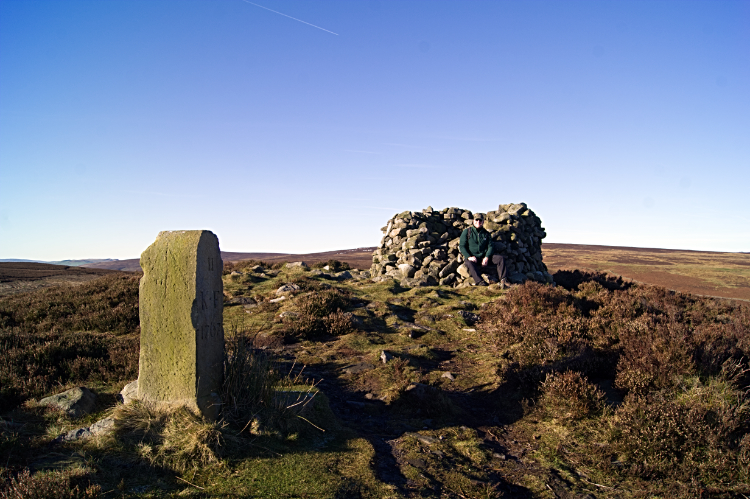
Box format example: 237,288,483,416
370,203,553,288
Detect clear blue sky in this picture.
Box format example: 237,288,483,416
1,0,748,260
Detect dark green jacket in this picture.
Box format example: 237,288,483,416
459,226,494,260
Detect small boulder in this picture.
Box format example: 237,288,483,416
343,362,375,374
286,261,308,269
336,270,354,281
57,416,115,442
120,380,138,405
39,387,96,418
380,350,393,364
276,283,300,295
457,310,480,325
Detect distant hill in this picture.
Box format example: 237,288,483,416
0,258,118,267
0,262,122,297
9,244,748,301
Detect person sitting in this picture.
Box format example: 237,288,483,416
459,213,510,289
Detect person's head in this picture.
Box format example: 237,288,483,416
472,213,484,228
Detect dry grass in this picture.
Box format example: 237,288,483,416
112,401,223,473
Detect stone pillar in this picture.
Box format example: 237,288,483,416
137,230,224,421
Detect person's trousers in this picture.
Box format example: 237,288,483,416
464,254,507,284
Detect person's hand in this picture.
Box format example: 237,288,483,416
482,257,489,266
468,256,477,263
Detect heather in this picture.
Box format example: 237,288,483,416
1,265,748,497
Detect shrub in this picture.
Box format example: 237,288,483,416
615,319,695,394
0,274,140,336
0,468,101,499
311,260,350,272
285,289,352,339
609,378,750,485
0,274,141,407
540,370,605,420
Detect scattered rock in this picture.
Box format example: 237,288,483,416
336,270,354,281
343,362,375,374
229,296,256,305
276,283,300,295
405,458,427,469
380,350,393,364
39,387,96,418
230,271,242,276
457,310,480,325
57,417,115,442
253,331,285,349
269,296,286,303
286,261,308,268
406,432,439,445
279,311,298,319
441,372,455,381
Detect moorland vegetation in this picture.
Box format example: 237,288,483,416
0,260,748,498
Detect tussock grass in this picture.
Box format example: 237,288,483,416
112,401,223,472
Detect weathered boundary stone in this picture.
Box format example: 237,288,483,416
371,204,552,287
137,230,224,421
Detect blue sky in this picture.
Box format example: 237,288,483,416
1,0,748,260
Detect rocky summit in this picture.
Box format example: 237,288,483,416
370,203,553,287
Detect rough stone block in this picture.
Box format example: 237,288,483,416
137,230,224,421
39,387,96,418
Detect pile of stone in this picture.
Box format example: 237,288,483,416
370,203,553,288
